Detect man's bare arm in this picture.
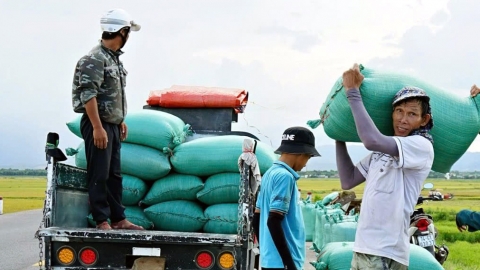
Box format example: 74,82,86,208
84,97,108,149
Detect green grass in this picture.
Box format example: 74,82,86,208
0,176,46,214
297,178,480,269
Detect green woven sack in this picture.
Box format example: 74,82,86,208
313,204,344,250
300,201,316,241
72,141,171,181
323,220,357,246
144,200,207,232
321,192,339,206
196,173,240,205
170,135,277,176
140,173,204,205
66,109,192,151
308,64,480,173
86,206,154,230
312,242,444,270
203,203,239,234
408,244,444,270
122,174,148,206
312,242,354,270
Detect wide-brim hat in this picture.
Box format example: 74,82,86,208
274,126,321,157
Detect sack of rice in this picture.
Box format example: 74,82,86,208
323,218,357,246
312,242,444,270
170,135,277,176
141,173,204,205
144,200,207,232
66,109,192,152
313,204,344,250
300,201,316,241
308,64,480,173
196,173,240,205
70,141,171,181
122,174,148,206
203,203,239,234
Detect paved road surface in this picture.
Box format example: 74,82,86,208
0,209,317,270
0,209,44,270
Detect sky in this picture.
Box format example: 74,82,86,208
1,0,480,169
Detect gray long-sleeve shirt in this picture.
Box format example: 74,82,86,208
336,89,399,190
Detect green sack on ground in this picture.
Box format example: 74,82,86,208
313,204,344,249
170,135,277,176
87,206,154,230
323,220,357,246
140,173,204,205
312,242,354,270
144,200,207,232
196,173,240,205
308,64,480,173
312,242,444,270
66,109,191,151
203,203,239,234
73,141,171,181
122,174,149,206
300,201,316,242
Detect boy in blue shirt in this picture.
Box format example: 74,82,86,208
253,126,321,270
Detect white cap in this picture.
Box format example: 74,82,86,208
100,8,141,33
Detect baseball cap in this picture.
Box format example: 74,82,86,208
392,86,430,106
274,126,321,157
392,86,434,130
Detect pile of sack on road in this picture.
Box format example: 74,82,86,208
66,109,277,233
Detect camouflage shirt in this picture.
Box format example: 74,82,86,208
72,42,128,125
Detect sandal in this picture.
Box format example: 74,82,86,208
111,219,145,230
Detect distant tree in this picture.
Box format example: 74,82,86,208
0,168,47,176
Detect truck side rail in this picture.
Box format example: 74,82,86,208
38,227,238,245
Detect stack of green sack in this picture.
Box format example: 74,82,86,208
141,135,278,233
299,200,316,241
308,64,480,173
66,109,192,229
311,242,444,270
312,193,358,251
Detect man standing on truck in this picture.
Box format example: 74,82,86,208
253,126,321,270
71,8,144,230
336,64,434,269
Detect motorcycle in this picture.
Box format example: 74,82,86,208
428,189,454,201
408,194,449,265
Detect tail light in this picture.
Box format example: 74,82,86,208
416,218,430,231
79,247,98,266
218,251,235,270
57,246,76,266
195,250,215,269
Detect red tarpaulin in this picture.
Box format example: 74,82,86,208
147,85,248,113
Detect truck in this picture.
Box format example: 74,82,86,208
35,105,261,270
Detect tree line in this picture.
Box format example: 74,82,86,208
0,168,47,176
299,170,480,179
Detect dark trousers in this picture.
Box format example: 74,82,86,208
80,114,125,224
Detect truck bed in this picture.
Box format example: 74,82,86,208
38,227,238,245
